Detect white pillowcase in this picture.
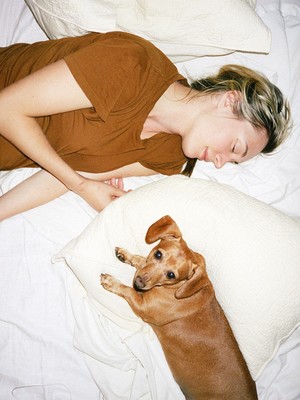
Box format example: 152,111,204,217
55,175,300,380
25,0,271,62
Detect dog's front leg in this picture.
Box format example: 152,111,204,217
115,247,146,269
100,274,143,311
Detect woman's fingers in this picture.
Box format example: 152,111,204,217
75,178,128,212
104,177,124,190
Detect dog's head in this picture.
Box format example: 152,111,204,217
133,215,208,299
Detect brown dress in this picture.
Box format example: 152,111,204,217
0,31,187,175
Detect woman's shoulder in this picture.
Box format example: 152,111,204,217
91,31,179,75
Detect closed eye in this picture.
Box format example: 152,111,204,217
231,142,239,164
231,139,248,162
233,141,248,158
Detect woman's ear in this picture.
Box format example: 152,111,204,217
223,90,243,110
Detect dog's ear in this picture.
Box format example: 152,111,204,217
145,215,182,244
175,263,207,299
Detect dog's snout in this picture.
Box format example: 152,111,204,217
134,275,146,290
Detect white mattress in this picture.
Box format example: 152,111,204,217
0,0,299,399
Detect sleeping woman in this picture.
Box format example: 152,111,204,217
0,31,291,221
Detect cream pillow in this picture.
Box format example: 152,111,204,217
25,0,270,62
54,175,300,380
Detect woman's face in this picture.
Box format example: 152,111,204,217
181,97,268,168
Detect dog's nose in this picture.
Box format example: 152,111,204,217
134,275,145,290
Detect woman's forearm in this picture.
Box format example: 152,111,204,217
0,168,133,222
0,170,68,221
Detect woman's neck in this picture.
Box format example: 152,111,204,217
140,82,188,139
141,82,209,140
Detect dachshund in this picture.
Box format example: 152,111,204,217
100,215,258,400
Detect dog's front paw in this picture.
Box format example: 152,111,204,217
100,273,119,291
115,247,127,263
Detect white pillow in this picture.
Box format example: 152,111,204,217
54,175,300,380
25,0,271,62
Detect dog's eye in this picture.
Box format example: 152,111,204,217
166,271,176,279
154,250,162,259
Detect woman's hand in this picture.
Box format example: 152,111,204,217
73,177,127,212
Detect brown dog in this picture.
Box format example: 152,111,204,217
100,215,258,400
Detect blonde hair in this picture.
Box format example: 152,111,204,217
181,64,292,176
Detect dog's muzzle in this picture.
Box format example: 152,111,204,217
133,276,146,291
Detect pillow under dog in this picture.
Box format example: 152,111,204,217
55,175,300,380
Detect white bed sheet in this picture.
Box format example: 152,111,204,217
0,0,300,399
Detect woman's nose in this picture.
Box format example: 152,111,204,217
214,154,227,169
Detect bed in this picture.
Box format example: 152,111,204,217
1,0,300,399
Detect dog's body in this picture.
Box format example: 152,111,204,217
101,215,257,400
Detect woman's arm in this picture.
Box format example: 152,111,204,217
0,163,156,221
0,170,67,221
0,170,125,221
0,59,125,211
